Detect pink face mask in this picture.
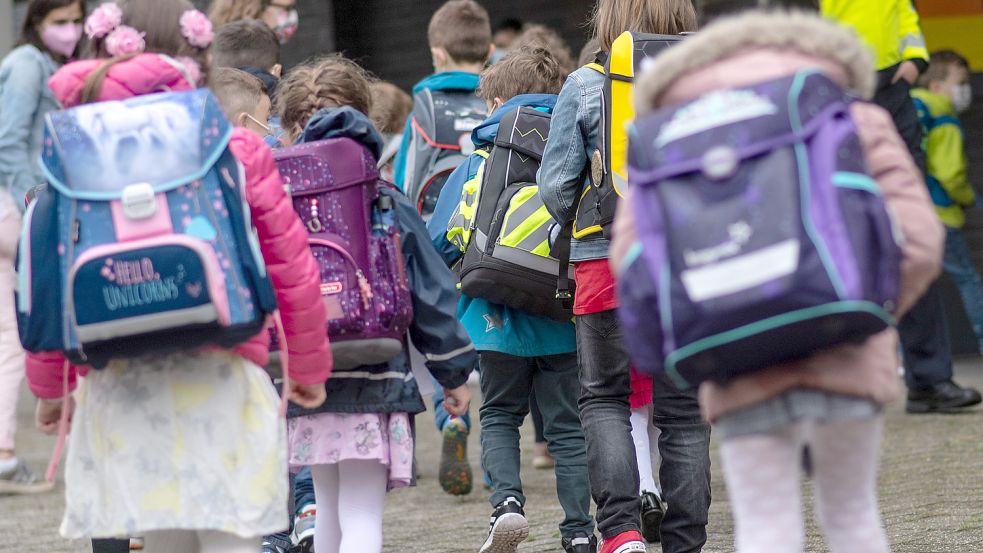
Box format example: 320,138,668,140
270,8,299,44
41,22,83,59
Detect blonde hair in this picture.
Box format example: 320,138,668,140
369,81,413,134
276,54,374,136
592,0,697,52
210,68,266,122
208,0,267,27
428,0,492,65
478,47,564,103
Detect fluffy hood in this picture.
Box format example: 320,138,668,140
49,53,196,108
634,11,876,116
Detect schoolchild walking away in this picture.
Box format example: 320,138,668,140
24,1,331,551
369,81,413,182
210,68,274,138
537,1,705,552
912,51,983,364
616,3,944,551
821,0,982,414
428,47,596,553
275,55,477,553
392,0,494,496
0,0,85,494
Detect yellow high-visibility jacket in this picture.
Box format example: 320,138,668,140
821,0,929,70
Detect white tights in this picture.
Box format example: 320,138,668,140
719,416,890,553
630,405,662,495
142,530,259,553
311,460,389,553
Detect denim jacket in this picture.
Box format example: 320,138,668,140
537,65,608,261
0,45,60,208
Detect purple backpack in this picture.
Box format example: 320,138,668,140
273,138,413,370
617,70,902,388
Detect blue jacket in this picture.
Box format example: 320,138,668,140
392,71,481,192
428,94,577,358
0,45,60,208
537,65,609,261
288,107,476,417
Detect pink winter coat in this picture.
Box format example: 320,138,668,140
26,54,331,399
611,13,944,422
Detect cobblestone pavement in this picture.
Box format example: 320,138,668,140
2,364,981,553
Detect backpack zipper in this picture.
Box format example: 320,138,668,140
308,238,373,311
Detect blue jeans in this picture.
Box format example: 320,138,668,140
265,467,315,548
432,376,472,431
479,350,593,538
943,227,983,352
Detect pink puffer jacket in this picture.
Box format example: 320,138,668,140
612,13,944,422
26,54,331,399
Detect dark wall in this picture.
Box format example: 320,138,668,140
331,0,596,90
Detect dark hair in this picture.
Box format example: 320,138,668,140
494,17,523,34
919,49,971,87
696,0,818,26
17,0,86,56
212,19,280,71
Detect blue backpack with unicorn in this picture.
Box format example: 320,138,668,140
16,89,278,368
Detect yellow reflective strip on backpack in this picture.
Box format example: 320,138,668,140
499,186,554,258
609,31,636,197
446,154,489,252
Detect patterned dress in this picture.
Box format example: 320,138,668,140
60,351,288,539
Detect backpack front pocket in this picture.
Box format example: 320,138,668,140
68,235,229,344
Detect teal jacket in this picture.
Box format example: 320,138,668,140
392,71,480,192
427,94,576,357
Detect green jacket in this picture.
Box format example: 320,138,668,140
911,88,974,228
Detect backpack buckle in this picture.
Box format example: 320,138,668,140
121,183,157,220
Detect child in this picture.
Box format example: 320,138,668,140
621,3,943,551
369,80,413,182
28,0,331,551
912,51,983,370
428,47,596,553
391,0,493,496
210,67,272,138
275,54,477,553
536,2,702,552
510,24,576,77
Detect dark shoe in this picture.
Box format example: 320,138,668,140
439,418,473,495
478,497,529,553
562,532,597,553
907,380,982,413
640,490,665,543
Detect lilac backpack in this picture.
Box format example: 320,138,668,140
273,138,413,370
617,70,902,388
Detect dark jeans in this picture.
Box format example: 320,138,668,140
265,466,316,548
575,310,641,538
873,75,925,173
90,540,129,553
479,350,594,538
530,388,547,443
651,373,712,553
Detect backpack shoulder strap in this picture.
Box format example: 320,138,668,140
584,62,605,75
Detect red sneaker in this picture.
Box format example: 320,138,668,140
598,530,646,553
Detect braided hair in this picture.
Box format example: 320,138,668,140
275,54,374,139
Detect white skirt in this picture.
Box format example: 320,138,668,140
60,350,288,539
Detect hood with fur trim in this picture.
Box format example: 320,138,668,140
634,11,876,116
49,53,196,108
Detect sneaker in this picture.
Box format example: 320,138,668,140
290,503,316,553
478,497,529,553
531,442,554,470
128,538,144,550
261,541,288,553
562,532,597,553
598,530,646,553
439,417,473,495
640,490,665,543
0,458,53,495
907,380,982,413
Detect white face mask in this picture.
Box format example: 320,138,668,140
951,83,973,113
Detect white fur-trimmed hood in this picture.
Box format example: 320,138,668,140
634,11,876,116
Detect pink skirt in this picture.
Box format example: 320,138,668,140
287,412,414,490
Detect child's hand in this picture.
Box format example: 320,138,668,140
892,60,920,85
288,381,327,409
443,384,471,417
36,397,74,435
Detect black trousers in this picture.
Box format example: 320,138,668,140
91,539,129,553
874,71,953,388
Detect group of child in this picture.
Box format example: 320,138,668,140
8,0,981,552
